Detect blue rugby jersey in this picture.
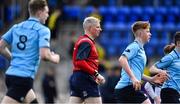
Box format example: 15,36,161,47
155,49,180,93
115,40,147,89
2,17,50,79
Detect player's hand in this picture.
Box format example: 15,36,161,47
95,74,105,85
152,70,168,85
51,52,60,64
154,96,161,104
131,77,141,91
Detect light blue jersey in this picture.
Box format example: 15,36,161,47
155,49,180,93
2,17,50,79
115,41,147,89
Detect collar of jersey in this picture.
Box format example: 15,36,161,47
174,48,180,58
28,17,40,22
134,40,144,50
84,34,95,43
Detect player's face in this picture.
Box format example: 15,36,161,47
39,6,49,24
177,41,180,47
90,22,102,38
141,28,151,43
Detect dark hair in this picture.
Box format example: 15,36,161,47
163,44,175,54
28,0,47,16
131,21,150,33
174,31,180,45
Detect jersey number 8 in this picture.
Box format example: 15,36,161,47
17,35,27,50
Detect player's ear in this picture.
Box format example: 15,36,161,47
135,30,141,37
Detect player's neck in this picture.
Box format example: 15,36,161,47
85,32,95,40
135,38,144,46
176,47,180,53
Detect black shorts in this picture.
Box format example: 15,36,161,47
161,88,180,103
114,85,148,103
5,75,33,102
69,71,100,99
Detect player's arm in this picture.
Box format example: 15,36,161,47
144,82,157,99
150,54,173,75
149,64,168,78
119,55,141,90
149,65,162,74
143,73,167,85
40,47,60,64
75,42,96,75
142,74,153,82
38,27,60,64
119,56,136,79
119,55,137,81
149,65,168,84
143,65,165,83
0,39,11,60
75,42,105,84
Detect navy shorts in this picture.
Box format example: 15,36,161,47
161,88,180,103
5,75,33,102
114,85,148,103
69,71,100,99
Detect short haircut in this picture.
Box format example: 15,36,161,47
174,31,180,45
83,16,100,30
28,0,48,16
131,21,150,34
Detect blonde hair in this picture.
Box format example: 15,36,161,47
83,16,100,30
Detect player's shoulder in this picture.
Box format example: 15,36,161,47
80,36,93,45
15,20,49,31
34,24,50,36
75,36,94,47
78,35,92,43
168,50,179,59
131,41,139,46
127,41,139,49
160,52,174,63
34,22,49,31
10,23,19,29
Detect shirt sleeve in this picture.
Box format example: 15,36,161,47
38,28,50,48
2,25,15,44
76,42,91,60
75,42,95,75
155,54,173,69
122,43,139,60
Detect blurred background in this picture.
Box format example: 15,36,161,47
0,0,180,103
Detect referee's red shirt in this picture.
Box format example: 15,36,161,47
73,34,99,75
